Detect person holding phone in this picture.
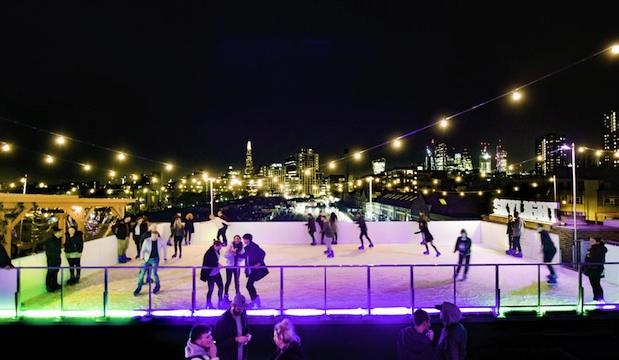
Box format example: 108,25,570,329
397,309,438,359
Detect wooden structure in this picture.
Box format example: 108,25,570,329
0,194,135,257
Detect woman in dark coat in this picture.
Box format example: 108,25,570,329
200,240,224,309
64,226,84,285
584,236,608,302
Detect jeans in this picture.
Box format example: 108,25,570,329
309,231,315,243
588,274,604,300
67,257,81,280
136,258,160,290
456,254,470,275
224,268,240,296
325,236,333,252
512,236,522,253
173,236,183,255
507,234,513,250
207,273,223,304
246,273,259,300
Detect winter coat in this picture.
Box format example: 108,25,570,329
329,219,338,233
305,218,316,233
274,341,304,360
506,221,514,235
512,218,523,237
437,302,467,360
539,230,556,255
224,242,244,267
64,231,84,254
397,326,439,360
185,219,195,233
200,246,221,281
171,222,185,237
584,242,608,277
357,217,368,232
131,222,149,240
114,221,130,239
45,235,62,264
321,221,334,238
418,218,433,241
140,235,167,262
454,236,472,256
184,340,216,360
240,241,269,281
213,309,249,360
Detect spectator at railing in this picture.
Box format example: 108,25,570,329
45,226,63,292
64,226,83,285
397,309,438,360
584,236,608,303
185,324,219,360
214,294,252,360
273,318,303,360
131,216,149,259
437,302,467,360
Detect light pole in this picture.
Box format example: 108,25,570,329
367,176,373,220
210,178,214,216
561,143,578,262
552,174,557,203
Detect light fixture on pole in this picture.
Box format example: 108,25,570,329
561,143,578,258
1,143,11,152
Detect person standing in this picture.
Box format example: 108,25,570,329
200,240,224,309
214,294,252,360
397,309,439,360
418,211,440,257
239,233,269,309
223,235,245,304
132,216,149,259
511,212,524,258
114,216,131,263
171,216,185,258
273,318,303,360
356,212,374,250
45,226,63,292
184,325,218,360
321,216,335,258
505,215,515,255
134,226,167,296
453,229,472,281
305,214,317,246
64,226,84,285
215,210,230,246
538,225,558,284
316,212,325,245
437,302,467,360
584,236,608,303
329,212,339,245
185,213,195,245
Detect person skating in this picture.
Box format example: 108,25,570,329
273,318,304,360
316,212,325,245
131,216,148,259
171,216,185,258
418,211,440,257
320,216,335,258
223,235,244,305
214,210,230,246
201,240,225,309
583,236,607,303
538,225,558,284
397,309,439,360
305,214,317,246
45,226,63,292
356,212,374,250
437,302,467,360
453,229,472,281
511,212,524,258
214,294,252,360
184,324,218,360
184,213,195,245
329,212,339,245
505,214,515,255
113,216,132,263
134,226,167,296
64,226,83,285
239,233,269,309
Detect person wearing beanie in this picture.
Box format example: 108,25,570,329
214,294,252,360
437,302,467,360
200,240,225,309
397,309,439,359
238,233,269,309
185,324,219,360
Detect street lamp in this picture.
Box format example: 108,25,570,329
561,143,578,250
203,173,214,215
366,176,374,219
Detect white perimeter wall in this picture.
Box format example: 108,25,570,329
480,221,561,262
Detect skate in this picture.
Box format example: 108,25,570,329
206,301,214,309
547,274,557,284
458,274,467,282
332,240,337,245
310,242,317,246
435,251,441,257
358,245,365,250
327,250,334,258
513,252,523,258
172,253,177,258
179,253,182,259
505,249,513,255
222,295,231,307
323,250,329,254
153,284,160,294
423,251,430,255
369,243,374,248
133,288,141,297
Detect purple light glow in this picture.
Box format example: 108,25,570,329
284,309,325,316
151,310,193,317
370,307,411,315
326,308,368,316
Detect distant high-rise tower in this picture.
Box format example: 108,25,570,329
535,134,568,176
479,142,492,174
372,158,386,175
244,141,254,177
602,110,618,167
297,148,320,196
461,148,473,171
435,143,448,171
495,141,508,174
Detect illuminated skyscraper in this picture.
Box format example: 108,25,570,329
602,110,618,167
479,142,492,173
535,134,568,175
297,148,320,196
495,141,508,174
244,141,254,177
372,158,386,175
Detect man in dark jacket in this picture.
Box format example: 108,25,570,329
200,240,224,309
45,227,63,292
131,216,149,259
454,229,472,281
239,233,269,309
214,294,251,360
584,236,608,302
305,214,317,246
437,302,467,360
397,309,439,360
356,211,374,250
114,216,131,263
538,225,558,284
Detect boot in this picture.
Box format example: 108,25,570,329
323,250,329,254
458,274,467,282
513,252,523,258
423,251,430,255
118,256,127,263
253,296,261,309
327,250,334,258
435,251,441,257
206,300,214,309
310,242,316,246
153,284,160,294
133,287,141,296
123,255,131,262
369,242,374,248
172,253,177,258
358,245,365,250
547,274,557,284
222,294,230,307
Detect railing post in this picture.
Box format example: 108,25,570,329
323,267,327,314
537,264,541,315
495,265,500,317
366,266,371,315
15,267,21,318
578,264,584,315
60,266,64,314
191,267,196,316
280,267,284,316
452,265,457,305
103,268,108,318
148,266,152,316
410,266,415,315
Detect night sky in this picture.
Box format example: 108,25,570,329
1,2,618,182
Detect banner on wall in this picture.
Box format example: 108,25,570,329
492,198,559,223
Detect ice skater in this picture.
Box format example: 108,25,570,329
511,212,524,258
454,229,472,281
583,236,607,303
316,211,325,245
200,240,224,309
537,225,557,284
239,233,269,309
505,214,515,255
223,235,244,304
329,212,339,245
321,215,335,258
215,210,230,246
134,226,167,296
305,214,317,246
356,211,374,250
417,210,440,257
